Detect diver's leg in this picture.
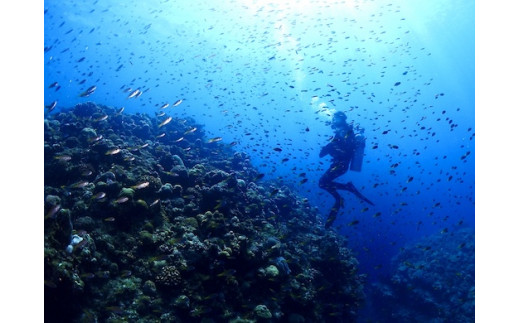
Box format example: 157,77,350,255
320,162,348,202
319,163,347,202
319,174,343,207
325,203,339,228
324,192,347,228
321,161,374,207
320,164,347,228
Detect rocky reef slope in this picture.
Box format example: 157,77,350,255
44,102,365,322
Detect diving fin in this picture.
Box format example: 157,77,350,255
345,182,374,206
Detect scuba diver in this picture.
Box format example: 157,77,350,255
319,111,374,228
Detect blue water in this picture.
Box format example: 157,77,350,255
44,0,474,320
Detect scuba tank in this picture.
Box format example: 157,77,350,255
350,126,366,172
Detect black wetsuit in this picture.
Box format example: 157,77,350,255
319,124,374,228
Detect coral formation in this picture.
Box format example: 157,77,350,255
369,228,475,322
254,304,273,319
44,102,365,322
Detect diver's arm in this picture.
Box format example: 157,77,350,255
320,143,331,158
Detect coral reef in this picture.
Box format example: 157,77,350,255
369,228,475,322
44,102,365,322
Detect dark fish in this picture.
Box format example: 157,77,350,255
92,192,106,200
127,89,141,98
190,306,212,317
184,127,197,134
217,269,236,278
88,135,103,144
80,272,95,279
93,114,108,122
158,116,172,128
105,306,124,314
79,85,97,97
394,82,401,86
105,148,121,155
213,200,227,210
46,205,61,219
71,181,90,189
114,197,129,204
45,101,58,112
120,270,132,277
48,82,59,88
148,254,170,262
132,182,149,190
54,154,71,162
207,137,223,143
273,147,282,152
254,173,265,181
156,133,166,138
96,270,110,278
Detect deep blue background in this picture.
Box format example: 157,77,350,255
44,0,474,288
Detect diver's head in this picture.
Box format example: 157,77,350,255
332,111,347,128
